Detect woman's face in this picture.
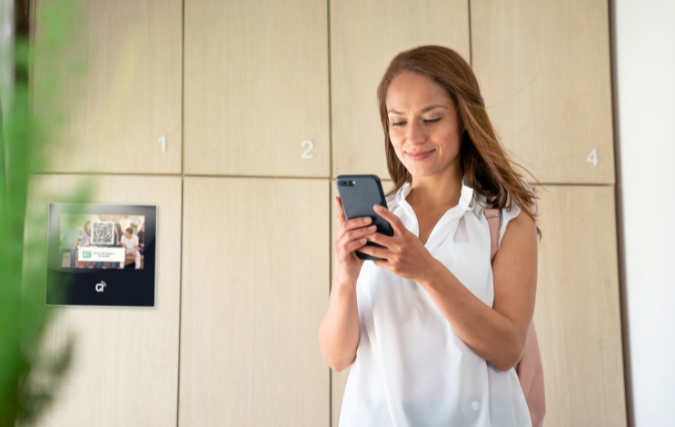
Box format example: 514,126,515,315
386,71,462,179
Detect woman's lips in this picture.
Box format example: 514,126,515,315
406,149,435,161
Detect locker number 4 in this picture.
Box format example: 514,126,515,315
301,140,314,159
586,148,598,166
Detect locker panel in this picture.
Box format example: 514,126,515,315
180,177,330,426
534,185,626,426
32,0,183,174
184,0,330,177
472,0,614,184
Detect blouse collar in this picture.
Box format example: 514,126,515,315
391,176,474,253
394,175,475,209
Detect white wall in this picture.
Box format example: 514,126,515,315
615,1,675,426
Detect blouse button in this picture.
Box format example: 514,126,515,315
471,401,480,411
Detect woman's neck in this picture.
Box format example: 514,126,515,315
407,165,463,212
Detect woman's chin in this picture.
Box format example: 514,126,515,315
407,166,439,179
406,160,462,181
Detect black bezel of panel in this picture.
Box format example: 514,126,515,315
46,203,157,307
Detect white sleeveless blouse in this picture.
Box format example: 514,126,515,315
339,177,535,427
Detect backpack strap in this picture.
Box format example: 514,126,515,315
485,207,501,262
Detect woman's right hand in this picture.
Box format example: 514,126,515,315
333,196,378,286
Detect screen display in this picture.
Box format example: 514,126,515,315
47,203,157,307
58,214,147,270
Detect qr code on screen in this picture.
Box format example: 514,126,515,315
91,221,115,245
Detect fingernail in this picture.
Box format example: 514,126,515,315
369,225,376,231
360,238,366,243
363,217,372,223
374,205,382,211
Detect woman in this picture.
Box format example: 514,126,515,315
318,46,540,426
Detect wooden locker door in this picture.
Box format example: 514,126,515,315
471,0,614,184
184,0,329,177
329,179,392,427
32,0,183,174
534,185,626,426
180,177,330,427
331,0,470,179
24,175,182,427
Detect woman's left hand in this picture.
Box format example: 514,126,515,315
357,204,439,282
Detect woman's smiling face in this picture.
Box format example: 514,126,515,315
386,70,462,179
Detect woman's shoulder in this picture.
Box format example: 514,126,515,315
505,179,538,218
496,180,539,245
464,178,538,247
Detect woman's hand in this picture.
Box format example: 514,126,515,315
357,204,439,283
333,196,378,286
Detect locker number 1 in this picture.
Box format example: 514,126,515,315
586,148,598,166
301,140,314,159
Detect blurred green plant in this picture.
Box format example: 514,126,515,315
0,0,89,425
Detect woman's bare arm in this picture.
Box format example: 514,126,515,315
318,197,376,372
359,205,537,371
318,278,360,372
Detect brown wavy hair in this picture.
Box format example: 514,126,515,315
377,45,540,226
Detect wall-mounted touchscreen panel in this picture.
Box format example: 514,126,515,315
47,203,157,306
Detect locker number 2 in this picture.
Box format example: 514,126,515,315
586,148,598,166
301,140,314,159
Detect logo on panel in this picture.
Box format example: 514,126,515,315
95,281,107,292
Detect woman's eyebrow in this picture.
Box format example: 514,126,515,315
420,105,448,113
387,105,449,114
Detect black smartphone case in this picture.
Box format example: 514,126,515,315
336,175,395,261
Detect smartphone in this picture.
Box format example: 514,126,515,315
335,175,394,261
